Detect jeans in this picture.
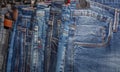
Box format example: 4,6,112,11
6,7,34,72
56,3,120,72
31,4,50,72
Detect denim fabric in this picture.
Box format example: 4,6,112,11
5,1,120,72
19,16,32,72
56,2,120,72
31,4,50,72
6,6,34,72
47,2,62,72
6,13,18,72
56,5,71,72
6,4,50,72
90,0,120,8
0,13,9,72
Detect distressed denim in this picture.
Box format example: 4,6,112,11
31,4,50,72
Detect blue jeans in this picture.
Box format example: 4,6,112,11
56,4,120,72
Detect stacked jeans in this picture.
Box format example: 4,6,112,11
6,6,34,72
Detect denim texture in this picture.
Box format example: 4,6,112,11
31,4,50,72
56,2,120,72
